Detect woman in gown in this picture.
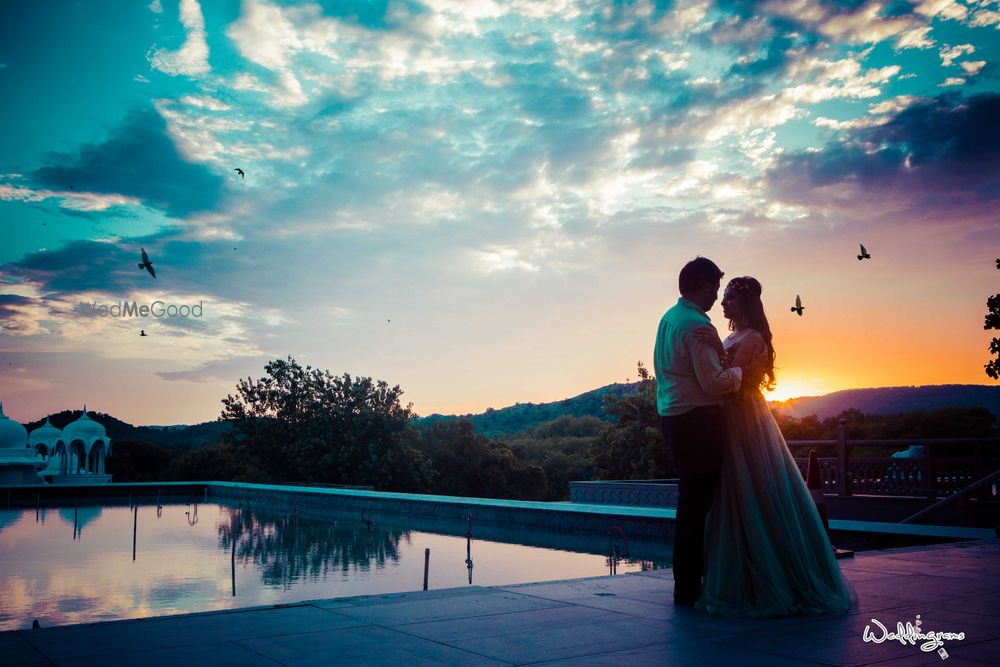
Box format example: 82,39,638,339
694,276,854,618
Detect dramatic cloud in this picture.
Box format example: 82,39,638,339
1,0,998,421
766,93,1000,214
147,0,210,76
155,355,272,382
32,107,224,217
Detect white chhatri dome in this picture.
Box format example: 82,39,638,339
62,406,107,442
0,403,29,450
29,417,63,445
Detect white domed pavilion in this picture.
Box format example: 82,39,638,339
36,406,112,485
0,403,46,485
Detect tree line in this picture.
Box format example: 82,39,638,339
111,358,997,499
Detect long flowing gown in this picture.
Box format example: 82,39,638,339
698,330,854,618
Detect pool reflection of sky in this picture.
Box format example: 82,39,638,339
0,503,663,631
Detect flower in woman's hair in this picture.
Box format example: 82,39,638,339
727,276,760,295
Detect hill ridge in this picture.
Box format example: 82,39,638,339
21,383,999,445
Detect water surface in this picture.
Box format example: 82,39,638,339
0,502,665,630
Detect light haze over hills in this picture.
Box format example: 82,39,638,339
26,384,995,446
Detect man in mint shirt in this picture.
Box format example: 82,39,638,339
654,257,743,606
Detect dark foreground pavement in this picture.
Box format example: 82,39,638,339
3,539,998,666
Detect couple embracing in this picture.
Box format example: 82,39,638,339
654,257,854,617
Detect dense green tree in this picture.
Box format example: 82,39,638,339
221,356,431,491
166,441,268,482
503,416,602,500
773,413,824,440
417,419,548,499
589,362,674,480
109,440,175,482
774,407,996,442
985,268,1000,378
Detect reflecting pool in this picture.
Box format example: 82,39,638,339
0,502,666,630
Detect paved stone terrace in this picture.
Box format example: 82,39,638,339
3,539,998,666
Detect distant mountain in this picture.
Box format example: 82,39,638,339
420,383,1000,437
417,382,637,438
23,384,998,447
770,385,1000,420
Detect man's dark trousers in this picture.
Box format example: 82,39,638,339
660,406,725,604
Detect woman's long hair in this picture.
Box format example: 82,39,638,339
726,276,776,391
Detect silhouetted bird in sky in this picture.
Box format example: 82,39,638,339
138,247,156,278
791,295,804,316
996,258,999,269
857,244,871,260
140,330,147,337
234,168,244,179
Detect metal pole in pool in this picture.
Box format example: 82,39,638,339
423,548,430,591
231,518,237,597
132,506,138,561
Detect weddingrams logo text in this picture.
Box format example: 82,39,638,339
863,614,965,661
84,301,204,318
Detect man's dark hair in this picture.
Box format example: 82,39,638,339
678,257,723,294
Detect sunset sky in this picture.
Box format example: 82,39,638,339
1,0,998,425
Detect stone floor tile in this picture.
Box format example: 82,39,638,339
527,639,830,667
523,643,676,666
332,590,567,626
237,624,511,667
0,632,52,667
849,574,995,610
396,604,618,643
498,575,677,620
938,637,1000,665
55,641,283,667
322,586,489,608
925,592,1000,618
442,612,677,664
502,571,673,606
21,605,362,660
852,637,999,667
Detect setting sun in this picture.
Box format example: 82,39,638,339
764,380,831,404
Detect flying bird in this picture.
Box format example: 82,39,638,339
791,295,804,316
140,330,147,337
857,244,871,261
138,247,156,278
234,168,245,179
996,258,999,269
